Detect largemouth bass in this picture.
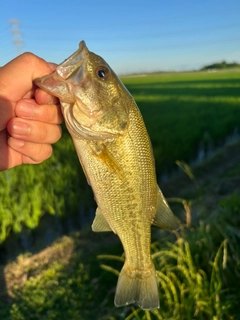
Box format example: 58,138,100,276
35,41,180,310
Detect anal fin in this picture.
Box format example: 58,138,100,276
153,187,181,230
92,207,112,232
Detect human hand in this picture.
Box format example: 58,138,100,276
0,52,63,171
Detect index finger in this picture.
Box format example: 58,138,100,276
15,99,63,124
0,52,54,101
35,88,59,105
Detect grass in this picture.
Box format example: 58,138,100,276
1,191,240,319
96,191,240,319
0,69,240,319
0,70,240,241
123,70,240,174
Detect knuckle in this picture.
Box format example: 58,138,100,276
20,52,36,61
20,52,45,69
19,52,39,70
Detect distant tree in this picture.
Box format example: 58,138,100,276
201,61,240,70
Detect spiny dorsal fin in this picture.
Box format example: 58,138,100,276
92,207,113,232
153,187,181,230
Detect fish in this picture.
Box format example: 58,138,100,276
34,41,181,310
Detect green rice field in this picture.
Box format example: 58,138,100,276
3,69,240,241
122,70,240,174
0,69,240,319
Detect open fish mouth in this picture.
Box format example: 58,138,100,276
34,41,89,102
55,40,88,82
34,40,130,140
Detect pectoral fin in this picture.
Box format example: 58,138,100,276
92,208,112,232
93,143,125,181
153,187,181,230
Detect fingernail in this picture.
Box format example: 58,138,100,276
16,100,35,118
8,137,25,148
12,121,30,136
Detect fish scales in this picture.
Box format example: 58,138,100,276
34,41,181,310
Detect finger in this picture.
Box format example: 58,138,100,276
7,118,62,144
0,97,15,131
15,99,63,124
0,52,54,101
48,63,57,72
35,88,59,105
23,63,57,101
8,137,53,163
0,54,55,131
0,129,13,171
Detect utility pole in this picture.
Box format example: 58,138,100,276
9,19,23,55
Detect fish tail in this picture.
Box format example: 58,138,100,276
114,262,159,310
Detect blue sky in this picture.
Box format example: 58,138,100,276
1,0,240,74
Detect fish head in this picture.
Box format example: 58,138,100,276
35,41,132,140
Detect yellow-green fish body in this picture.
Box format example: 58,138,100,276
35,41,180,310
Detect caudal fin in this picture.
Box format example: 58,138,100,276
114,263,159,310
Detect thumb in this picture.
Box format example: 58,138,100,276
0,53,54,130
0,52,54,101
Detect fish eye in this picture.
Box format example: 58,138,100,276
96,67,109,80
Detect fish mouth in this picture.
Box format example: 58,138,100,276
35,41,129,141
34,41,88,102
56,40,88,81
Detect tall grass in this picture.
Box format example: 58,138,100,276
96,180,240,319
0,132,90,243
98,237,231,320
0,70,239,246
0,70,239,319
98,207,238,319
1,172,240,319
